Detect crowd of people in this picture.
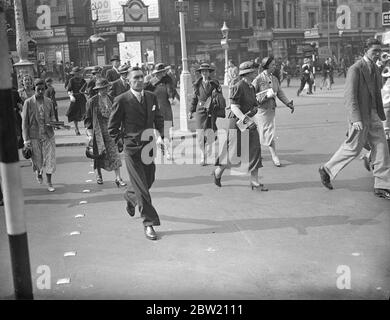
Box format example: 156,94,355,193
1,38,389,242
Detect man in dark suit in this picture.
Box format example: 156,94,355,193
106,55,121,83
108,67,165,240
319,38,390,200
108,65,130,99
81,66,101,99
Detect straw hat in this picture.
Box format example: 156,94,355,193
238,61,258,76
93,78,111,90
382,66,390,78
196,63,215,72
152,63,170,75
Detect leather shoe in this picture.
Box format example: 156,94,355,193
318,166,333,190
361,154,371,172
144,226,157,240
374,188,390,200
126,202,135,217
212,170,222,187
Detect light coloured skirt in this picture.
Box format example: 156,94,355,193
31,137,56,174
255,107,276,146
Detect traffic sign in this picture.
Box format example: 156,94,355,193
175,1,189,12
383,12,390,26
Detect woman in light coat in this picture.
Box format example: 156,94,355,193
22,79,57,192
252,56,294,167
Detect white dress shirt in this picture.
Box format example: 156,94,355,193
131,88,144,103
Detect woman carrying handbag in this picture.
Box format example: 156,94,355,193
84,78,126,187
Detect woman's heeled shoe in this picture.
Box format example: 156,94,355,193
115,179,127,188
212,170,222,187
250,182,268,191
272,157,281,167
97,176,103,185
75,129,81,136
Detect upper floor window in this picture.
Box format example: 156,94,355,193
365,12,370,28
357,12,362,27
308,11,316,28
209,0,215,13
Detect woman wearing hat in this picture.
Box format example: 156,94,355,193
66,66,87,136
252,56,294,167
297,58,314,96
189,63,222,166
22,79,57,192
84,78,126,187
213,61,267,190
145,63,180,160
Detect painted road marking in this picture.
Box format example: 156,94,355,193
69,231,81,236
75,214,85,218
79,201,88,205
64,251,77,257
56,278,71,285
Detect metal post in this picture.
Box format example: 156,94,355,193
328,0,331,54
0,3,33,300
224,47,229,86
178,0,192,132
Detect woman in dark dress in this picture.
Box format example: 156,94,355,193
66,66,87,135
145,63,180,160
189,63,221,166
213,61,268,191
84,78,126,187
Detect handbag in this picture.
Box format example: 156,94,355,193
85,139,106,160
22,145,32,159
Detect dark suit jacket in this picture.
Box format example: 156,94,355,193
345,58,385,125
109,78,130,99
108,90,164,155
106,68,121,83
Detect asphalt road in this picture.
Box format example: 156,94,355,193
0,77,389,300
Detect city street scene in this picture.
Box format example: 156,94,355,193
0,0,390,303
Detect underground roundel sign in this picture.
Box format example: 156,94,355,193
124,0,148,22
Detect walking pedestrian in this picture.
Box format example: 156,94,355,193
213,61,268,191
81,66,101,99
108,65,130,99
253,56,294,167
66,66,87,136
108,67,165,241
18,74,34,102
226,59,239,86
44,78,59,122
64,61,71,88
297,58,314,96
106,55,121,83
145,63,180,160
320,58,332,90
58,60,64,82
281,60,292,88
188,63,222,166
22,79,57,192
319,38,390,200
84,78,126,187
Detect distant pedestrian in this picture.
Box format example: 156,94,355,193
44,77,59,122
108,67,165,241
22,79,57,192
106,55,121,83
189,63,222,166
253,56,294,167
81,66,102,99
281,60,292,87
321,58,332,90
64,61,71,88
226,59,239,86
108,65,130,99
84,78,126,187
319,38,390,200
297,58,313,96
58,60,64,82
18,74,35,102
66,66,87,136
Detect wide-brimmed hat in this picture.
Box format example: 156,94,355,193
118,65,130,74
239,61,258,76
91,66,102,74
152,63,170,75
70,66,83,75
196,63,215,72
303,58,311,64
382,66,390,78
93,78,111,90
261,56,274,69
110,55,121,62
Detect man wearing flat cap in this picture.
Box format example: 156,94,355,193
81,66,102,99
106,55,121,83
109,65,130,99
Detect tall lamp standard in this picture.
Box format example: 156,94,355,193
221,21,229,86
13,0,35,87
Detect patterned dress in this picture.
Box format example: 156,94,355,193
85,95,122,172
31,99,56,174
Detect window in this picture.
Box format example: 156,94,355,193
308,12,316,28
287,4,292,28
58,16,67,25
374,12,379,28
256,1,264,27
209,0,215,13
357,12,361,28
276,3,281,28
243,1,250,28
193,2,200,17
365,12,370,28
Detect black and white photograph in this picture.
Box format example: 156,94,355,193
0,0,390,308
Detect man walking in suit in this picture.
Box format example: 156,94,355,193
108,67,164,240
106,55,121,83
108,65,130,99
319,38,390,200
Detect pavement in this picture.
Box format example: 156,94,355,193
0,77,389,300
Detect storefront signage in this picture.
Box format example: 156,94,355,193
69,27,88,37
122,26,159,32
54,27,67,37
124,0,149,23
30,29,54,38
119,41,142,66
117,32,126,42
253,29,272,40
304,28,319,39
383,12,390,26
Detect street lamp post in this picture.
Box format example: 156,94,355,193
327,0,331,54
13,0,35,86
221,21,229,86
178,0,192,132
